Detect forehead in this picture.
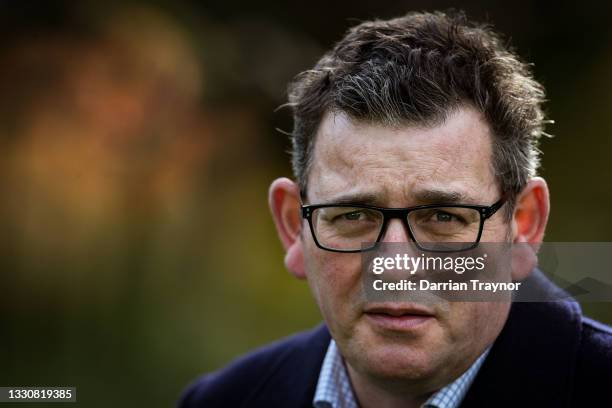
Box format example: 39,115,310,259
307,106,497,205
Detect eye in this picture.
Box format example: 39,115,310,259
341,211,363,221
435,211,454,222
319,207,381,226
428,210,468,224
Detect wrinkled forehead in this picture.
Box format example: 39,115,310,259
306,107,498,206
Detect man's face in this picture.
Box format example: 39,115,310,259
302,106,512,392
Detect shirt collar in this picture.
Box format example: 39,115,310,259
313,339,490,408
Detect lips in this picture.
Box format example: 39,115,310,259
363,303,435,331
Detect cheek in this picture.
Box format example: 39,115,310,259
303,243,363,329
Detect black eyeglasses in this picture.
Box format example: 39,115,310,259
301,195,507,253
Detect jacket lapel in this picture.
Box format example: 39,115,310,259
245,323,331,407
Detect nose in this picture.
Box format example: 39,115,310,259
380,218,412,243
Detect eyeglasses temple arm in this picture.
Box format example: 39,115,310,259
483,192,508,219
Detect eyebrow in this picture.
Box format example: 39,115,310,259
317,192,381,206
412,189,469,204
315,189,472,207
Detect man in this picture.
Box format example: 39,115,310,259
180,11,612,407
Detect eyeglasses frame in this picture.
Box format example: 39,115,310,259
300,195,507,253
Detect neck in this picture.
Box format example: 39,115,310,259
346,363,434,408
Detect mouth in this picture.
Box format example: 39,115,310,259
363,303,435,331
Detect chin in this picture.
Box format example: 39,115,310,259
343,322,446,382
369,347,435,380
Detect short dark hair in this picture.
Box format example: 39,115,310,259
287,11,550,216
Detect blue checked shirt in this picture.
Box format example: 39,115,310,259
313,340,490,408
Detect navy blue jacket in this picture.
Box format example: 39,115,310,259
179,273,612,407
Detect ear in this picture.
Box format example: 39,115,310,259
510,177,550,281
269,177,306,279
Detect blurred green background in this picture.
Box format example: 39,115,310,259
1,1,611,407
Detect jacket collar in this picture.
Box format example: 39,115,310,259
461,269,582,407
244,323,331,407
